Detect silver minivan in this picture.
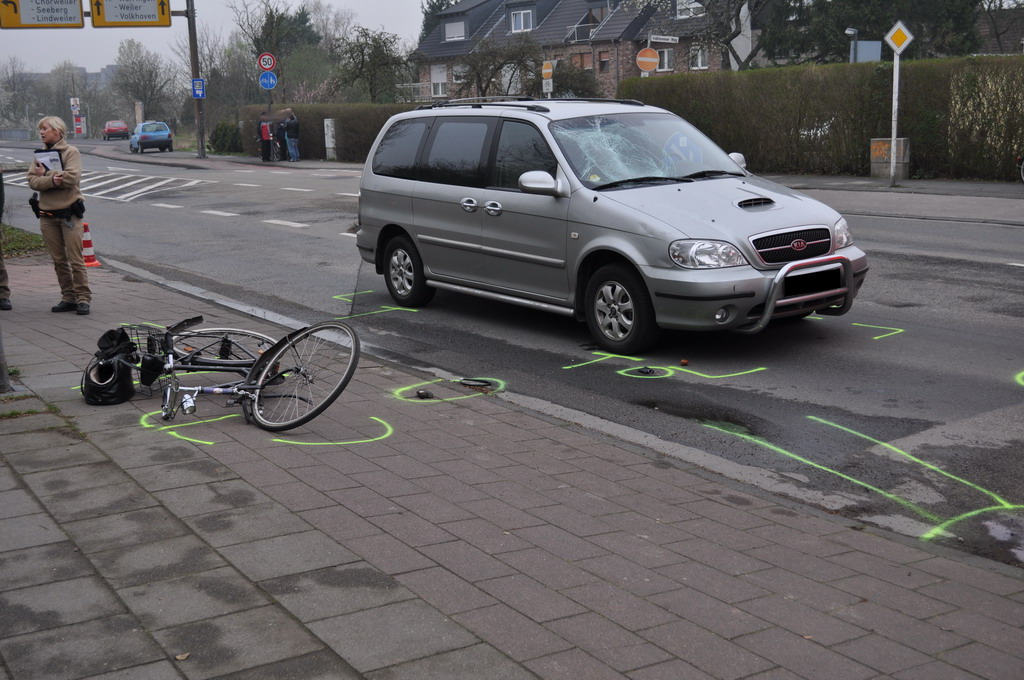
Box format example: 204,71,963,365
356,99,868,353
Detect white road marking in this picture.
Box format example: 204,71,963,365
202,210,240,217
281,187,314,192
1009,263,1024,268
264,219,307,228
152,203,183,209
340,232,356,237
336,192,360,197
234,183,260,187
91,176,151,195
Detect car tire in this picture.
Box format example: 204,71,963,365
383,235,435,307
584,263,659,354
168,142,173,152
160,146,167,152
130,144,138,154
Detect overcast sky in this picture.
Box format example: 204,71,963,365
1,0,425,73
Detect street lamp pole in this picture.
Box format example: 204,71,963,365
845,27,859,63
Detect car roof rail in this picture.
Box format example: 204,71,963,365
415,96,646,112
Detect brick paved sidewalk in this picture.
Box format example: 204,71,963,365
1,257,1022,680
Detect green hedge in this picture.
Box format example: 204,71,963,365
241,103,418,163
620,56,1024,180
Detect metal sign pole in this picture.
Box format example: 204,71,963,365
889,51,900,188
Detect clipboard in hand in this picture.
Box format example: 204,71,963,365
34,149,64,173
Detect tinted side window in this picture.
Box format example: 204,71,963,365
372,119,429,179
420,119,491,187
492,121,558,189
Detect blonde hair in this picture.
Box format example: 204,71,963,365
37,116,67,137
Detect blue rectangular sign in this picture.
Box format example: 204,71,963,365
192,78,206,99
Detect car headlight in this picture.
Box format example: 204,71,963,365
834,217,853,249
669,240,748,269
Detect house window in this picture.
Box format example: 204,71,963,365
676,1,705,19
511,9,533,32
571,52,594,70
657,48,674,71
585,5,608,24
445,21,465,41
689,46,708,70
598,51,610,73
430,64,448,97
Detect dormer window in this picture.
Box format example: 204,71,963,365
676,1,705,19
445,21,466,41
511,9,533,32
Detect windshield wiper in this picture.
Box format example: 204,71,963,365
680,169,745,180
593,176,694,190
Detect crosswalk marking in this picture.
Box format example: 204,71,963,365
4,170,216,202
264,219,308,228
202,210,240,217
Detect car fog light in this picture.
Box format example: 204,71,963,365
715,307,730,323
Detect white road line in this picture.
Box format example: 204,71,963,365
1009,263,1024,268
118,177,177,200
234,183,260,187
151,203,183,209
281,187,314,192
202,210,240,217
91,176,150,195
340,232,356,237
236,169,255,173
336,192,360,197
105,166,135,172
270,171,291,175
264,219,307,228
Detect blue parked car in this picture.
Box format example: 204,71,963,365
130,121,173,153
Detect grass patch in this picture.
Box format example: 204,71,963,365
1,224,46,257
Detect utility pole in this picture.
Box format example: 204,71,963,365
186,0,206,159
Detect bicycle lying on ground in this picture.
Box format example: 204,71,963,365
88,316,359,432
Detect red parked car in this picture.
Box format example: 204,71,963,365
102,120,129,141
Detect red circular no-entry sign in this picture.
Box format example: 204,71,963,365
636,47,659,72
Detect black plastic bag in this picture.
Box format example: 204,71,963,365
81,356,135,405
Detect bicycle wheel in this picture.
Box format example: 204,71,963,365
172,328,276,368
242,321,360,431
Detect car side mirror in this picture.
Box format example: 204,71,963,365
728,152,747,170
518,170,566,197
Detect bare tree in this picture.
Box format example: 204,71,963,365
340,27,409,103
454,34,543,98
303,0,356,56
0,57,27,126
979,0,1024,52
111,40,175,122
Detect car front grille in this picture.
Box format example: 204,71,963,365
752,228,832,264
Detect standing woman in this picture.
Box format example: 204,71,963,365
27,116,91,315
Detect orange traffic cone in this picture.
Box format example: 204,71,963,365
82,221,101,268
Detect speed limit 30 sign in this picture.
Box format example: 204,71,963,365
258,53,276,71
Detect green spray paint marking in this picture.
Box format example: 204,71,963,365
563,351,766,380
140,411,396,448
705,416,1024,540
335,306,417,320
272,417,394,445
393,378,507,402
851,323,905,340
808,416,1012,508
140,410,239,446
332,291,378,302
1015,369,1024,387
702,422,942,524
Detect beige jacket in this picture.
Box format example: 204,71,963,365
27,138,83,211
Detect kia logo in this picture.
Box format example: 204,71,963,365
791,239,807,251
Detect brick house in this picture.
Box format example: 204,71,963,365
412,0,743,100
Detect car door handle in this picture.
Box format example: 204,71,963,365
461,198,478,212
484,201,503,216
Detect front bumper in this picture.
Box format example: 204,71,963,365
644,247,868,333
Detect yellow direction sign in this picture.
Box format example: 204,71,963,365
0,0,84,28
884,20,914,55
91,0,171,27
542,61,553,79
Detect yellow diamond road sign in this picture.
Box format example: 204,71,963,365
91,0,171,27
885,20,914,55
0,0,84,28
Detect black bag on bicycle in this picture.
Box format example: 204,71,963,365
81,328,138,405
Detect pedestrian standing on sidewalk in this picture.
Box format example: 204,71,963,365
285,114,300,162
27,116,91,315
259,113,273,162
0,167,10,311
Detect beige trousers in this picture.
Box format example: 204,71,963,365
39,215,91,303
